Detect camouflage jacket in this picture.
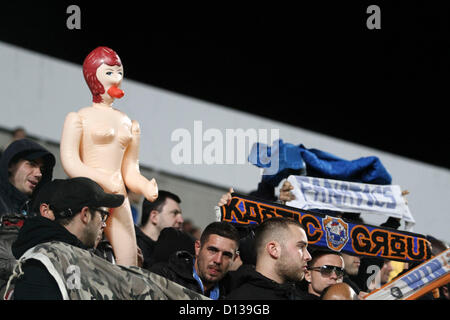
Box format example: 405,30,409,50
5,241,209,300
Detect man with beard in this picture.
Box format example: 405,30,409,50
150,221,240,300
11,177,124,299
226,217,311,300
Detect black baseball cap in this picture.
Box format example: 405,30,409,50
48,177,124,218
31,179,66,214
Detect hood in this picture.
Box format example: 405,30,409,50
149,227,196,265
0,139,55,215
229,264,291,291
12,216,86,258
166,250,196,281
227,264,300,299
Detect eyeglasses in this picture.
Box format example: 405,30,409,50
307,265,345,278
90,207,110,223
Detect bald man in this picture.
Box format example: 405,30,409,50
321,283,359,300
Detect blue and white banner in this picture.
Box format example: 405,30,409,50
365,248,450,300
286,175,415,230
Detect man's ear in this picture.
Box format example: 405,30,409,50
80,207,91,224
266,241,280,259
304,269,312,283
233,250,240,262
194,240,201,257
40,203,55,220
149,210,159,225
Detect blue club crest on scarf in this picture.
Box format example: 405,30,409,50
248,139,392,187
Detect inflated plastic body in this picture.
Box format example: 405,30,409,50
60,47,158,266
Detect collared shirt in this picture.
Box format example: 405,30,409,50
192,259,220,300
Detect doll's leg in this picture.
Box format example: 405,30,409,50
104,197,138,266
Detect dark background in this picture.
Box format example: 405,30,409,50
1,2,449,169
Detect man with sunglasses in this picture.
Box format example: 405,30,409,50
11,177,124,299
304,249,345,299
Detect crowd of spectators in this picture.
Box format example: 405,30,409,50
0,131,448,301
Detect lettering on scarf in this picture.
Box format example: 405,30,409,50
220,193,430,262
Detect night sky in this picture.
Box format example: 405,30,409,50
1,2,449,169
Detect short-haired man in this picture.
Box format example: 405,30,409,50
304,249,345,299
150,221,240,299
226,217,311,300
0,139,55,294
11,177,124,299
135,190,184,269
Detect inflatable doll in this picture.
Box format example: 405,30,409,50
60,47,158,266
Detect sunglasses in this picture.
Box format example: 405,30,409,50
307,265,345,278
90,207,110,223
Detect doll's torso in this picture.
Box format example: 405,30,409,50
77,106,133,175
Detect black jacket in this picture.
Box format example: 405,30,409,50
148,227,195,267
343,274,362,294
150,250,230,299
11,216,87,300
136,226,195,270
225,264,308,300
134,225,156,269
12,216,87,258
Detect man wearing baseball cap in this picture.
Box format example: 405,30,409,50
11,177,124,299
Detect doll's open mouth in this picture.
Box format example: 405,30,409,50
107,85,124,99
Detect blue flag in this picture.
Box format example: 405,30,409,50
248,139,392,187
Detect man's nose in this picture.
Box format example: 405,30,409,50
304,248,312,262
212,252,223,264
34,167,43,179
329,270,339,280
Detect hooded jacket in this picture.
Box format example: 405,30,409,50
225,264,308,300
12,216,87,259
150,251,200,293
147,227,195,268
0,139,55,291
0,138,55,217
11,216,87,300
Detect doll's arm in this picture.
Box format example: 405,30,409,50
60,112,122,193
122,120,158,202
